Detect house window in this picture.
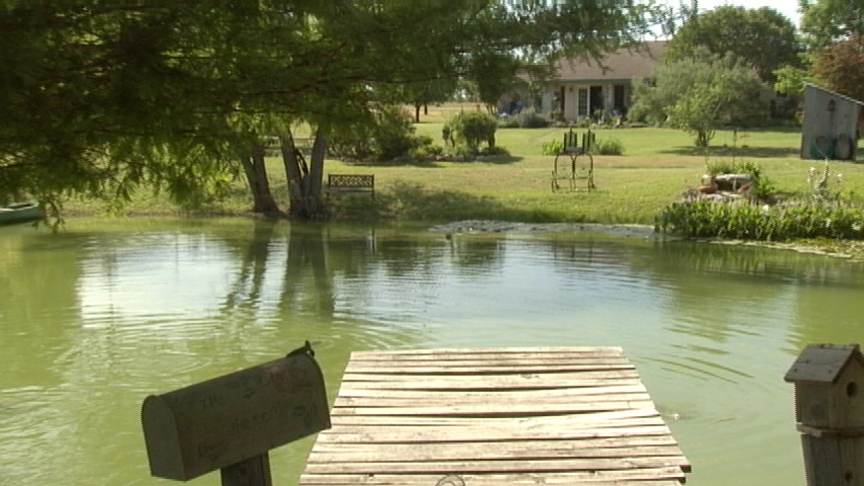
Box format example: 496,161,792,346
577,88,588,118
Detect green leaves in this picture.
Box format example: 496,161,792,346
444,111,498,154
664,5,801,84
0,0,663,218
631,51,768,147
800,0,864,49
657,199,864,241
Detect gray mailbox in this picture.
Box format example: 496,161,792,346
141,343,330,483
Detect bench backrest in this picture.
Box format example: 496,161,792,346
328,174,374,188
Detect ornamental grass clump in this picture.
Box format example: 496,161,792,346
807,160,844,200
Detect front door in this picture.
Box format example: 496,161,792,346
589,86,603,118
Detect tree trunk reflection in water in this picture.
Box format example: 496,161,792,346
280,223,334,318
221,219,277,313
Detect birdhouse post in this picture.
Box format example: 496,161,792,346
785,343,864,486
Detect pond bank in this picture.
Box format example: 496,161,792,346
429,219,864,262
428,220,659,238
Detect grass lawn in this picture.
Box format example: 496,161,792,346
64,103,864,227
324,116,862,225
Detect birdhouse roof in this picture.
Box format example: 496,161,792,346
784,344,863,384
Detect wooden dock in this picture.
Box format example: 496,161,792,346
299,347,690,486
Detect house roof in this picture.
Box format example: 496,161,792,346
551,41,666,83
784,343,863,384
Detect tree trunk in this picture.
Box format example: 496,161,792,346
414,103,422,123
308,125,327,196
280,127,327,220
240,142,281,215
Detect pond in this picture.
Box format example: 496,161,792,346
2,217,863,485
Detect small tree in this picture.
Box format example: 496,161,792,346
630,51,768,147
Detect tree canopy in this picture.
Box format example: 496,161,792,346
800,0,864,48
664,5,801,83
630,50,769,147
811,34,864,101
0,1,663,220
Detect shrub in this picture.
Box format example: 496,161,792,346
541,139,563,156
496,108,549,129
329,124,375,160
373,105,416,161
479,146,510,157
496,115,521,128
656,199,864,241
446,145,478,161
704,159,774,200
706,159,762,178
412,136,444,158
574,117,593,128
511,108,548,128
328,105,416,161
590,137,624,156
445,111,498,154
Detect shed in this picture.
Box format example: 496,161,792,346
801,84,864,161
784,343,864,429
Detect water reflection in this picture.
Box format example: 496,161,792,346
2,219,864,485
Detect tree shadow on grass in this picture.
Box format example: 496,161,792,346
658,145,801,159
328,180,572,222
347,154,524,168
350,158,443,168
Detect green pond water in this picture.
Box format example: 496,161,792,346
2,217,863,485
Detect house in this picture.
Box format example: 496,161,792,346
800,84,863,160
504,41,666,122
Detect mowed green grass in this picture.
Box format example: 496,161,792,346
323,108,862,224
65,103,864,226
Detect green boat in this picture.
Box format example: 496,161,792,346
0,202,43,225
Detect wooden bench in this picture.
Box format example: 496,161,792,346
141,342,330,485
326,174,374,198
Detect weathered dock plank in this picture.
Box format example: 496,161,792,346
299,347,690,486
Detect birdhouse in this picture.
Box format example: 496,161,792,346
784,343,864,430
